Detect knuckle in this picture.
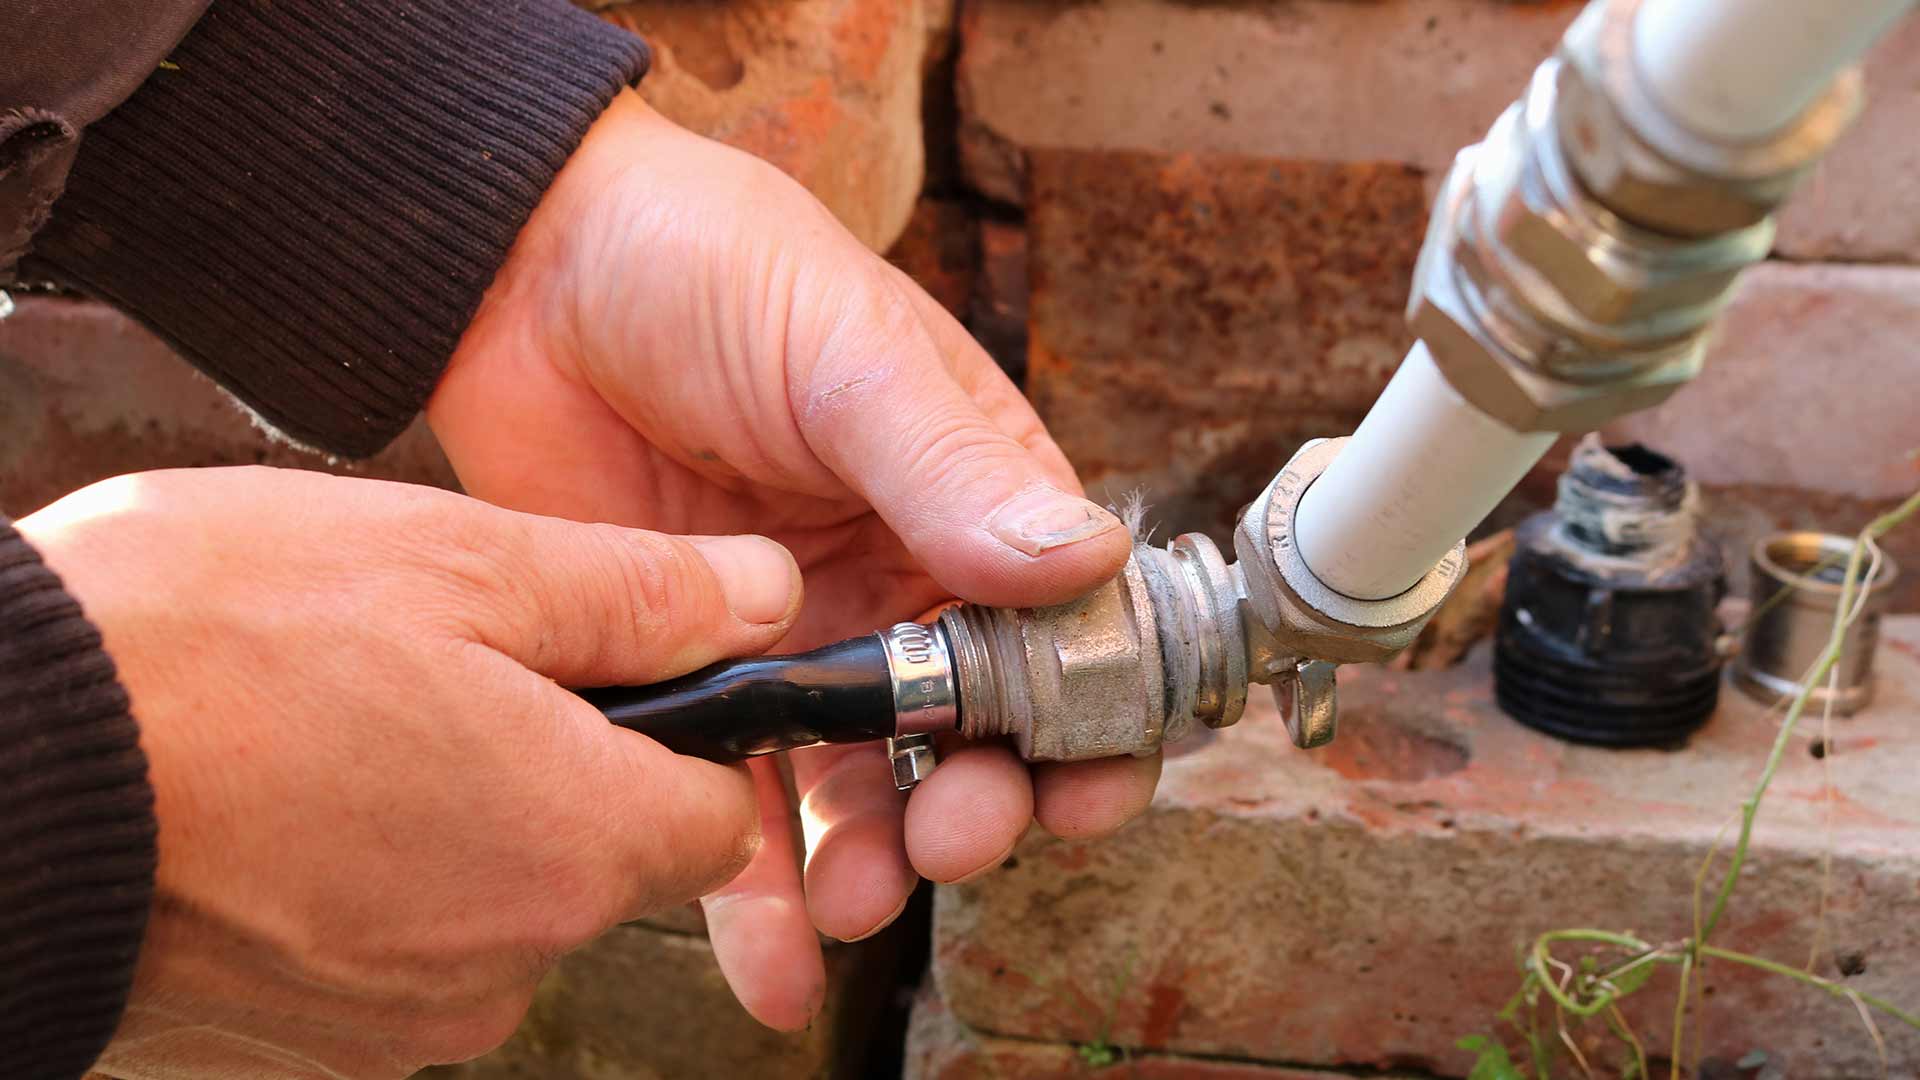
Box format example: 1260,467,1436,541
601,528,687,617
395,507,537,628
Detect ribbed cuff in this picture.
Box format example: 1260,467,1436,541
0,518,155,1080
21,0,651,457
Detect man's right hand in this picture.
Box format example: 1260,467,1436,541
17,466,802,1079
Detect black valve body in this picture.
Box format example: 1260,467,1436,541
1495,442,1727,746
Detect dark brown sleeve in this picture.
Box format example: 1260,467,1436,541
0,517,156,1080
19,0,651,458
0,0,210,280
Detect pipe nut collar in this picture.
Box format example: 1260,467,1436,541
1556,0,1862,237
1233,438,1465,666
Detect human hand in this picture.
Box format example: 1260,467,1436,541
427,90,1164,1029
19,466,802,1078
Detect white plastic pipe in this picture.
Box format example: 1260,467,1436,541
1294,344,1557,601
1633,0,1913,141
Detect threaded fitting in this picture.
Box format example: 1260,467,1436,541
938,603,1023,742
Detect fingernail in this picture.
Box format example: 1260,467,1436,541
948,839,1020,886
840,894,913,943
691,535,799,624
987,488,1125,557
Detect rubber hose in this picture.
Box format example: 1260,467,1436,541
579,634,896,762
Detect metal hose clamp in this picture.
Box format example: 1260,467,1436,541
880,622,959,791
880,622,959,737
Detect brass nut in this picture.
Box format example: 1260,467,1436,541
1554,0,1860,238
1407,152,1703,434
1478,63,1770,350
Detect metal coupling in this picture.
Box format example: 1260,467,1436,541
1233,437,1466,746
1408,0,1861,434
1733,533,1900,717
937,532,1249,763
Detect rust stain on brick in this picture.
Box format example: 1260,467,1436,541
1316,719,1470,783
1025,147,1427,545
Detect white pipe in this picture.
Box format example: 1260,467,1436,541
1633,0,1913,141
1294,344,1557,601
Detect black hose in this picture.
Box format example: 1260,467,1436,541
579,634,896,763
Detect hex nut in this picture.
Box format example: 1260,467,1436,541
1554,0,1860,238
1407,151,1704,434
1481,63,1770,346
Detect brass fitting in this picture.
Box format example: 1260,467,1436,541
1408,0,1862,434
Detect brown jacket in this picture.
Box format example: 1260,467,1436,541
0,4,650,1076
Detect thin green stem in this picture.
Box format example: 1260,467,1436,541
1698,946,1920,1030
1669,954,1692,1080
1698,491,1920,941
1529,932,1660,1016
1606,1004,1648,1080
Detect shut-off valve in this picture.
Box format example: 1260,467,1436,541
586,0,1903,787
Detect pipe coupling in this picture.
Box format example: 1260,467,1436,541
1233,438,1466,747
937,532,1247,762
1407,0,1863,434
1556,0,1863,238
1234,438,1466,668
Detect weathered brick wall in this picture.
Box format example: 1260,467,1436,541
913,625,1920,1078
944,0,1920,614
14,2,1920,1078
912,2,1920,1079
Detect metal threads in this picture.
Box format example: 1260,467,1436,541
879,621,959,737
937,604,1019,742
1495,438,1726,746
1552,439,1695,558
935,534,1250,762
1159,534,1249,729
1733,532,1899,716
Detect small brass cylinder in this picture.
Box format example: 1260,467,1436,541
1732,532,1899,715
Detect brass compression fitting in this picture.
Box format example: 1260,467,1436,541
583,437,1466,789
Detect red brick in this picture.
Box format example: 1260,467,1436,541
0,297,456,516
968,219,1029,383
886,197,979,321
957,0,1916,261
593,0,936,252
932,620,1920,1078
906,986,1420,1080
957,0,1578,208
1024,148,1426,543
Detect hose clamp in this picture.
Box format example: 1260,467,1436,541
881,622,959,738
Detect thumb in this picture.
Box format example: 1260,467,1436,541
446,507,803,686
798,279,1131,609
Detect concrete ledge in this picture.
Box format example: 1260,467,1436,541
907,985,1426,1080
424,922,897,1080
932,620,1920,1078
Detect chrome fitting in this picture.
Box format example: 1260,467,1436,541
1407,0,1862,434
1556,0,1861,238
1234,438,1467,667
938,532,1248,763
1733,533,1899,717
1232,438,1465,748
